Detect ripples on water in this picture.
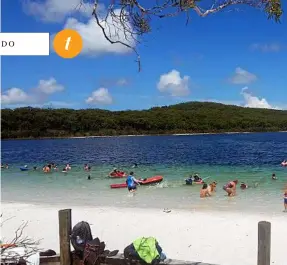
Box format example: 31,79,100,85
1,132,287,213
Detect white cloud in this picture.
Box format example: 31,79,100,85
26,0,135,56
59,11,134,56
250,43,283,52
241,87,273,109
22,0,95,22
229,67,257,85
157,70,190,97
48,9,135,56
116,78,129,86
37,78,64,94
1,78,64,106
86,88,113,105
1,88,30,105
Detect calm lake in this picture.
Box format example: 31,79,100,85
1,132,287,213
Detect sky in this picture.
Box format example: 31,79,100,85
1,0,287,111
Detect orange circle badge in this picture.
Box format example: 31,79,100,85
53,29,83,59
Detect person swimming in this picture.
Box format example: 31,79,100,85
110,168,118,175
43,165,51,173
126,172,140,193
65,164,71,171
271,173,277,180
1,164,9,169
223,180,238,196
87,175,91,180
193,174,202,182
84,164,91,171
240,182,248,190
132,163,138,168
185,176,193,185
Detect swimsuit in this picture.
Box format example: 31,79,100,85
223,182,233,191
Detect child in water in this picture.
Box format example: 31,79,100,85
200,183,211,198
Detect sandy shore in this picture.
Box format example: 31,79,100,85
5,131,287,141
1,203,286,265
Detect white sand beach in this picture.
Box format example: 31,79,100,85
1,203,286,265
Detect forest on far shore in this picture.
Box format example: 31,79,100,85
1,102,287,139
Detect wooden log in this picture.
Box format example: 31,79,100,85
40,256,60,265
257,221,271,265
59,209,72,265
39,253,219,265
106,254,218,265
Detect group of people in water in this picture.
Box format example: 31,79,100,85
3,161,287,211
32,163,92,173
195,173,287,212
40,163,72,173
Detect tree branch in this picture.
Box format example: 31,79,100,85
1,214,42,263
75,0,283,71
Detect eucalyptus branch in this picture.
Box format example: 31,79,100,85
76,0,282,71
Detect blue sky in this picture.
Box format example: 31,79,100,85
1,0,287,110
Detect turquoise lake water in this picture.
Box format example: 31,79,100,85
1,132,287,213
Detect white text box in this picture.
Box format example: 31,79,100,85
0,33,50,56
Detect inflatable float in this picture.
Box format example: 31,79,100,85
193,180,204,184
110,175,163,189
109,171,127,178
281,161,287,167
20,167,29,171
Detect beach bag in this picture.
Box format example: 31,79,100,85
123,237,164,265
71,221,93,252
82,237,119,265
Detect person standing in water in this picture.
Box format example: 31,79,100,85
271,173,277,180
200,183,211,198
284,187,287,212
223,180,238,196
126,172,140,193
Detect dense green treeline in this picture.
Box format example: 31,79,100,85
1,102,287,139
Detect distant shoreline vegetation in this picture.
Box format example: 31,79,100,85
1,102,287,139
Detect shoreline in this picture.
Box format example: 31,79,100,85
2,130,287,141
1,202,286,265
0,201,285,217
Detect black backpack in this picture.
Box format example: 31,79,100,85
70,221,93,252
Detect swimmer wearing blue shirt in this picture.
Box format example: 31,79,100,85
126,172,140,193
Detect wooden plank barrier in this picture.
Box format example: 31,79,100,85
40,210,273,265
257,221,271,265
58,209,72,265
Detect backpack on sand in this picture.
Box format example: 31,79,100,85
71,221,93,253
124,237,165,265
70,221,119,265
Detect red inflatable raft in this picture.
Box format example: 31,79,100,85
110,175,163,189
109,171,127,178
193,180,204,184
